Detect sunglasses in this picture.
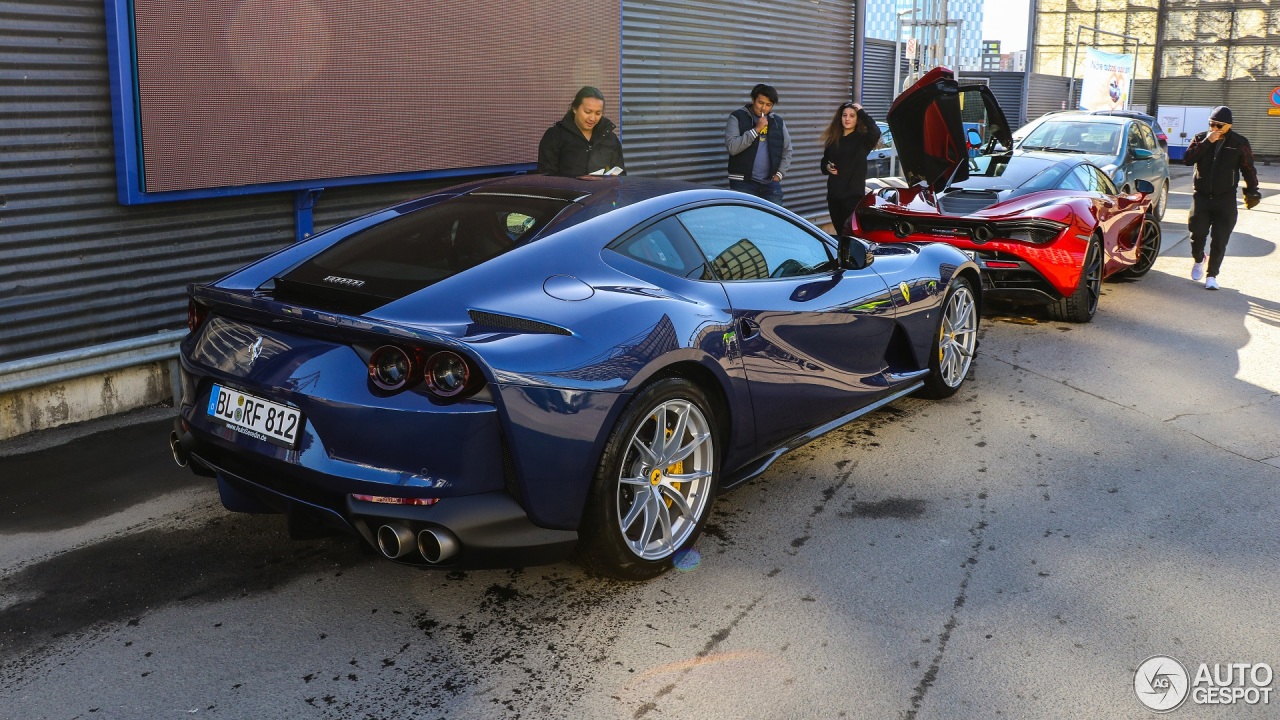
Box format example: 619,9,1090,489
1209,122,1226,128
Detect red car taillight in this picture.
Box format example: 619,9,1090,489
187,299,208,332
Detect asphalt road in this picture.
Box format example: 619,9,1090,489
2,166,1278,719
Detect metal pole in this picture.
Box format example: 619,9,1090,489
1068,24,1082,111
853,0,867,103
1021,0,1038,128
1148,0,1167,115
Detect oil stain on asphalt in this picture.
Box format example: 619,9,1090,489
0,513,369,667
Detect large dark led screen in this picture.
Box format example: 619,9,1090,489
133,1,620,192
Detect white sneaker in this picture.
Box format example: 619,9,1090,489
1191,261,1205,281
1205,276,1219,290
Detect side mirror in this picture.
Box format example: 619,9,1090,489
838,236,875,270
1132,147,1154,160
965,128,983,148
1134,179,1155,195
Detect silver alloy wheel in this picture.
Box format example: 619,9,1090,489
938,285,978,388
1155,181,1169,220
616,399,715,560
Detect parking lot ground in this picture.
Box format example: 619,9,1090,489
1,165,1278,719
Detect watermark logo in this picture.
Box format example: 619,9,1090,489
1136,655,1190,713
1136,656,1274,712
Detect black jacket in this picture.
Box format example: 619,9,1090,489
820,110,881,200
537,113,625,177
1183,129,1259,198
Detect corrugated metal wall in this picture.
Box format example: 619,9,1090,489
861,39,902,122
620,0,855,220
0,0,459,366
984,72,1028,130
4,0,859,370
1026,73,1073,121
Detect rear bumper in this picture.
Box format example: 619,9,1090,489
974,252,1066,305
173,419,578,569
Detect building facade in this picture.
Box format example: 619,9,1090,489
865,0,987,70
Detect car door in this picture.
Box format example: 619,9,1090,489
1124,122,1158,192
1072,165,1144,271
676,203,896,449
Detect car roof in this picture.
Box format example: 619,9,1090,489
1034,112,1130,126
1090,109,1155,122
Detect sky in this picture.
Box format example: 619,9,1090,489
982,0,1032,54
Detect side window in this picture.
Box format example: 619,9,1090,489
1128,124,1145,153
677,205,835,281
1137,123,1157,151
609,216,710,280
1092,166,1118,195
1059,166,1089,191
877,130,894,150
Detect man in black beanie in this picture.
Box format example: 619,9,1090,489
1183,105,1262,290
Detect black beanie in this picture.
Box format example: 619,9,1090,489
1209,106,1233,124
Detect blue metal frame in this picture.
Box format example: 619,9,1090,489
102,0,535,237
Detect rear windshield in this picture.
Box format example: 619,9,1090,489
275,193,571,313
957,155,1066,191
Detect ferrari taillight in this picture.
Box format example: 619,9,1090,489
368,345,414,391
187,299,208,332
424,351,471,398
365,344,484,399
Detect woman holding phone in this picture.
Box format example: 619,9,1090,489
538,86,625,178
819,102,881,234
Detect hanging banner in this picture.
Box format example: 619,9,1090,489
1078,48,1135,112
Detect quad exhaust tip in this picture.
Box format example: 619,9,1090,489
418,527,460,564
169,432,189,468
376,524,417,559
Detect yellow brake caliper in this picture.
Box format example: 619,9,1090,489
663,426,683,507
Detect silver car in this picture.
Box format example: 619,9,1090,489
1013,112,1170,220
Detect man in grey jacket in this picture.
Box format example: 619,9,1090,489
725,84,794,205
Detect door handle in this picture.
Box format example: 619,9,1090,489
737,318,761,340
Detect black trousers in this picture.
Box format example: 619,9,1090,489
1188,193,1238,277
827,196,858,236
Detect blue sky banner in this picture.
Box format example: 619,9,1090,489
1078,48,1135,112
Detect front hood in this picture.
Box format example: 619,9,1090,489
887,67,1014,192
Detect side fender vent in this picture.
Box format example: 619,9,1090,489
468,310,571,336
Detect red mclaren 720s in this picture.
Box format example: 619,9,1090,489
849,67,1161,323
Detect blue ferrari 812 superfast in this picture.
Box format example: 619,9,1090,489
170,175,980,579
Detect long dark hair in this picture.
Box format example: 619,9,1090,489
571,86,606,111
821,102,862,147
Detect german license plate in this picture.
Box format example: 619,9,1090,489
207,384,302,448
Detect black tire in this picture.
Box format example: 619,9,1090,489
577,378,720,580
1047,235,1102,323
1152,180,1169,221
918,276,979,399
1117,218,1161,279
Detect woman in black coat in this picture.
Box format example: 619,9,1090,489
819,102,881,234
537,86,626,178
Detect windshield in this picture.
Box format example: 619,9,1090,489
1021,121,1122,156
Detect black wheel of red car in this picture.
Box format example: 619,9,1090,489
578,378,719,580
918,276,978,399
1047,235,1102,323
1118,218,1162,279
